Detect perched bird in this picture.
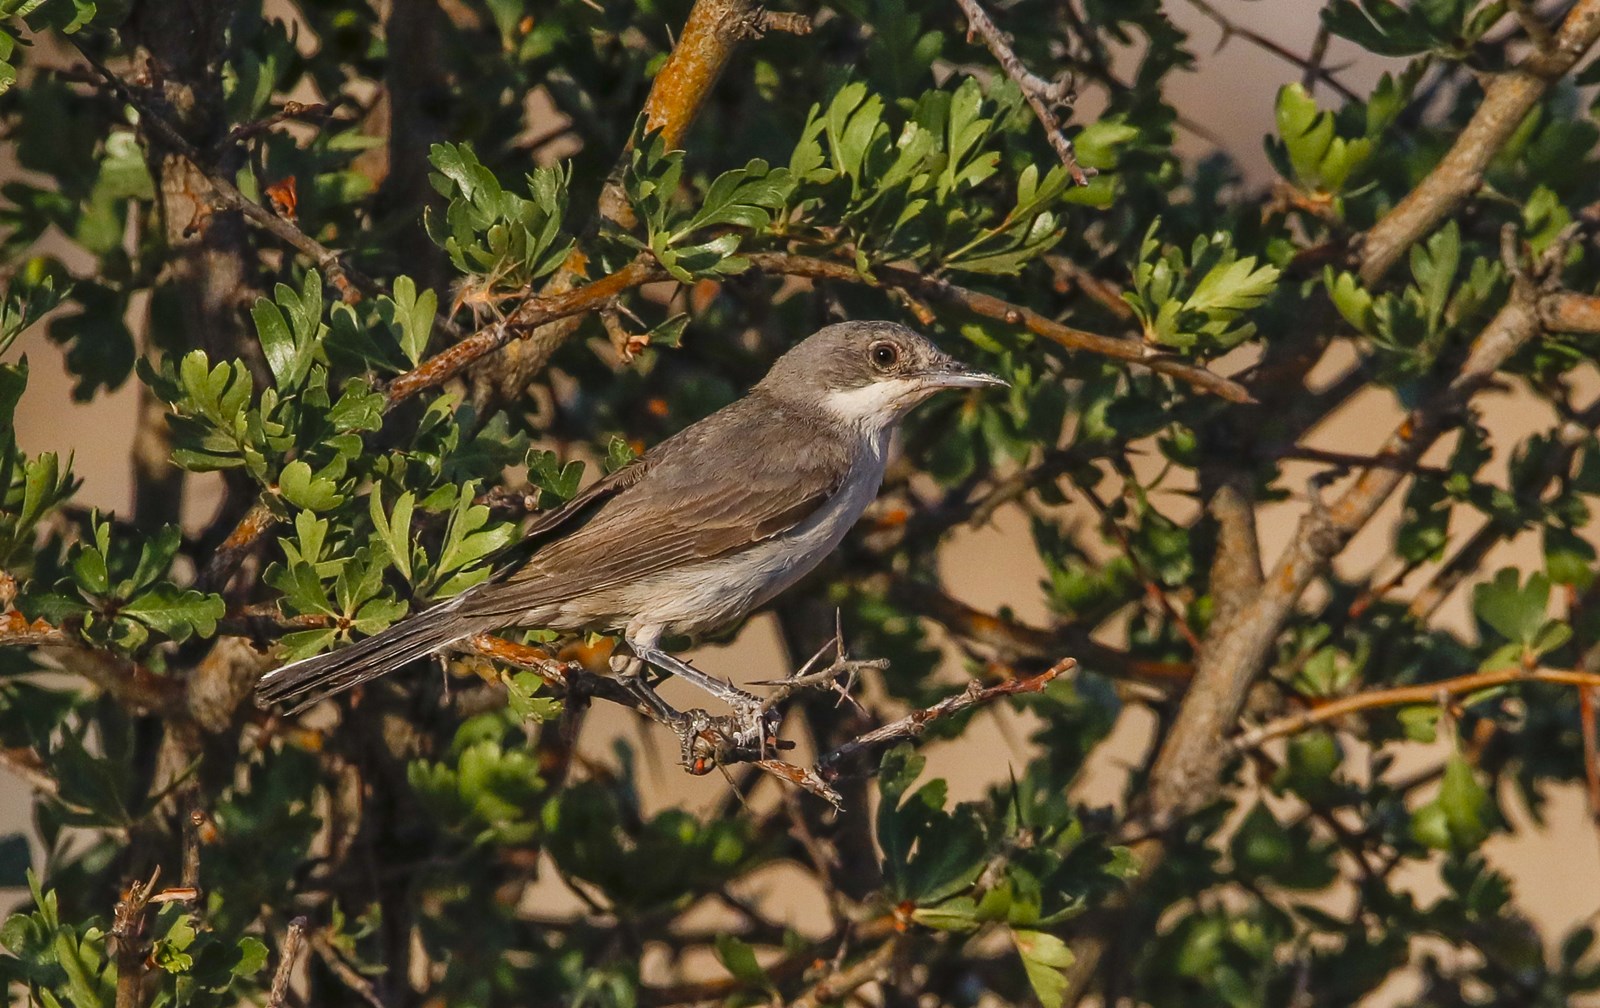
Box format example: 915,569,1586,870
256,321,1005,728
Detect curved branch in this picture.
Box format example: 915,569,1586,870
1235,666,1600,750
1359,0,1600,284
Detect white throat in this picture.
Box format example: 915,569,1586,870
820,378,922,437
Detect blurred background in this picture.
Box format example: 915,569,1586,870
6,2,1600,1005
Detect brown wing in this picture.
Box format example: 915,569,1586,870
521,459,649,540
467,394,853,618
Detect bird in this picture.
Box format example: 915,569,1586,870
255,320,1006,733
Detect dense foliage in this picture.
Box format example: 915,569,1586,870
3,1,1600,1005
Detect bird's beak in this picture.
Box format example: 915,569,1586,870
919,358,1010,390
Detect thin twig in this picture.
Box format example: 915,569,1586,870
266,917,308,1008
817,657,1075,780
952,0,1092,185
789,937,904,1008
1187,0,1360,102
309,931,387,1008
112,868,161,1008
1235,666,1600,750
0,746,60,797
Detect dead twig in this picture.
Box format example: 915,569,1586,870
265,917,308,1008
816,657,1075,780
952,0,1092,186
112,868,162,1008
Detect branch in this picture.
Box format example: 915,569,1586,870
1358,0,1600,284
1407,391,1600,621
1185,0,1360,102
463,632,666,720
478,0,778,400
112,868,161,1008
816,657,1075,780
1234,666,1600,750
2,610,182,715
885,578,1190,689
71,45,412,314
385,257,661,405
0,745,60,797
1061,250,1555,1002
200,500,276,592
743,253,1254,402
1541,290,1600,333
788,937,904,1008
309,930,387,1008
953,0,1092,186
1140,265,1545,821
265,917,308,1008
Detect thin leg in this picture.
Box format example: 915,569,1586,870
630,642,764,714
609,650,687,725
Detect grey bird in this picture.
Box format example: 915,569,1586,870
255,321,1006,729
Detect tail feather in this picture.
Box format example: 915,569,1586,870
256,606,477,713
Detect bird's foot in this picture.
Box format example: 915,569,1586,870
673,705,787,775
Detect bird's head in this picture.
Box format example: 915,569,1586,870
760,321,1007,434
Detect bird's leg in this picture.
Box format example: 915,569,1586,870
628,643,764,712
627,642,781,755
608,650,690,726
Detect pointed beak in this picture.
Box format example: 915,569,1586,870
919,358,1009,390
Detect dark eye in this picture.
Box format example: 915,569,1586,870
869,340,899,370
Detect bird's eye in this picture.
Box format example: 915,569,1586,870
868,341,900,370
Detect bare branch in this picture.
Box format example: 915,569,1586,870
265,917,308,1008
953,0,1092,185
817,657,1075,780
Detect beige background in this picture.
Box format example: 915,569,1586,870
7,3,1600,1003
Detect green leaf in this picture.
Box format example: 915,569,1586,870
1472,568,1551,648
1013,928,1073,1008
713,933,768,987
121,585,225,641
1437,753,1491,850
278,459,344,511
505,671,562,723
390,275,437,365
912,896,980,932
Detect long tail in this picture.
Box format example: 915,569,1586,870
255,599,480,713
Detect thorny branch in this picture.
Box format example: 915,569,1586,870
952,0,1092,186
463,633,1074,802
816,657,1076,781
